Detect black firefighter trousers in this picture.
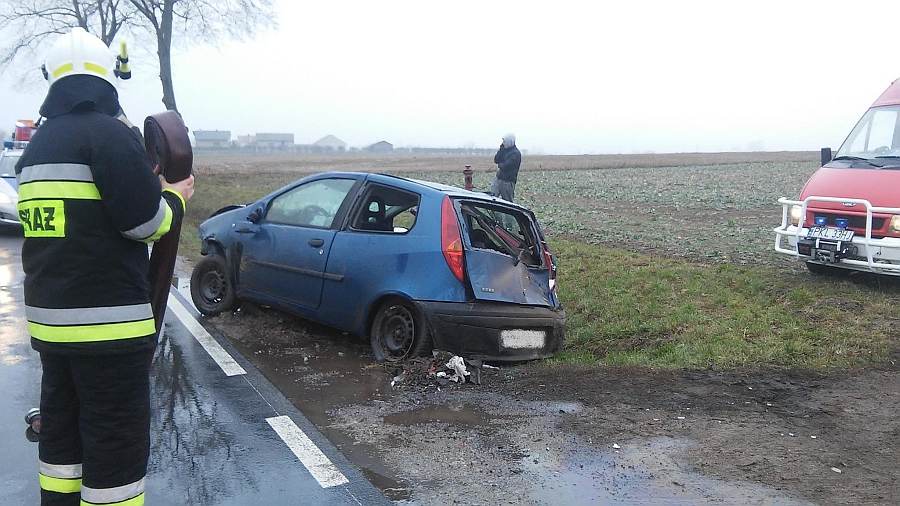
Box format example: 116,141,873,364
38,350,152,506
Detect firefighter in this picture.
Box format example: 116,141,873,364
16,27,194,505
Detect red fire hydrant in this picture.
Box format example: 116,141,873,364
463,165,474,191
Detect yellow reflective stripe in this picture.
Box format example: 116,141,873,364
82,493,144,506
83,62,108,76
144,201,173,243
162,188,186,211
18,181,101,201
40,474,81,494
29,318,156,343
52,63,75,79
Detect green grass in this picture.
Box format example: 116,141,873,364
551,239,898,369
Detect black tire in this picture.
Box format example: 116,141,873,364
190,255,237,316
369,299,432,362
805,261,838,276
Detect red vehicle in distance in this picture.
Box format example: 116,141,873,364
775,79,900,276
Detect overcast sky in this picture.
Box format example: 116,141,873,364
2,0,900,154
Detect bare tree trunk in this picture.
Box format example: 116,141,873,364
157,0,177,111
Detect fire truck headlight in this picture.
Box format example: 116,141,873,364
790,205,803,226
890,215,900,233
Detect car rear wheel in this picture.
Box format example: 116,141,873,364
190,254,237,316
370,299,432,362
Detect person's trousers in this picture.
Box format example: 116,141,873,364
38,350,152,506
491,177,516,202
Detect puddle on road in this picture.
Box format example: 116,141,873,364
383,403,489,428
519,437,809,505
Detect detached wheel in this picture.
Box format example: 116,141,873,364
190,255,236,315
805,261,838,275
370,299,432,362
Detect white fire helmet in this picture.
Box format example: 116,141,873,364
42,27,117,89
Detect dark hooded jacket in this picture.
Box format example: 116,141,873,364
493,145,522,183
15,75,185,355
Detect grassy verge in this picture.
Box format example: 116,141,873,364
553,239,898,369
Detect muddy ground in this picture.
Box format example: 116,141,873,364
202,304,899,505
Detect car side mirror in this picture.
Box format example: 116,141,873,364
820,147,833,166
247,207,263,223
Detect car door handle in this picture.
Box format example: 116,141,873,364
234,223,258,234
308,238,325,248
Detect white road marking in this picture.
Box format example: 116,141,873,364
176,278,199,313
266,415,350,488
167,294,246,376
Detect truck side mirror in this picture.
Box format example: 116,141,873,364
820,147,833,166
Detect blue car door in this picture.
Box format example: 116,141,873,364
238,177,359,311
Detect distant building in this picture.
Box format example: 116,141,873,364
236,134,256,148
194,130,231,149
255,133,294,149
365,140,393,154
313,135,347,152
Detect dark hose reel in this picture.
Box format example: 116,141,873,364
144,111,193,334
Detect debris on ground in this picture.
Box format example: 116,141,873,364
378,351,502,391
446,356,470,384
831,467,842,474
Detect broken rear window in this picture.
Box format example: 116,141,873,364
459,202,541,266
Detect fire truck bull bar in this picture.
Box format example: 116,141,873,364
774,196,900,274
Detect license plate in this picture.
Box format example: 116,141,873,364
500,329,546,349
807,226,854,242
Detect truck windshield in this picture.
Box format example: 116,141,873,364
835,105,900,163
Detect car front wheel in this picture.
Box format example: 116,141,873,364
190,254,237,316
370,299,432,362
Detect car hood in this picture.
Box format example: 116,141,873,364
801,167,900,211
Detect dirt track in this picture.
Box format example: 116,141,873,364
205,304,899,505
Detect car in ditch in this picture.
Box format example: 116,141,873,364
775,79,900,275
0,149,22,227
191,172,565,361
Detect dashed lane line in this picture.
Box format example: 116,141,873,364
166,293,247,376
166,289,352,491
266,415,351,489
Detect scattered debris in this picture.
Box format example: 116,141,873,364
810,435,817,439
831,467,842,474
612,443,621,449
676,416,686,420
446,356,471,383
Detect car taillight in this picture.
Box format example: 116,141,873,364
541,240,557,292
441,196,465,283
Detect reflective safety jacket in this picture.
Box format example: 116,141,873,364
15,76,185,355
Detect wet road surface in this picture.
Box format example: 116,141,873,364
0,230,387,505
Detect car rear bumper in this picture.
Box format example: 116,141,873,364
416,300,565,361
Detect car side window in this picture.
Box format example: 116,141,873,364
266,178,356,228
350,184,421,233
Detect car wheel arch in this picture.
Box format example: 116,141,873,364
364,292,422,337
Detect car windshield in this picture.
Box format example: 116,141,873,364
835,105,900,166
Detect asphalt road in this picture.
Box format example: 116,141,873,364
0,230,387,505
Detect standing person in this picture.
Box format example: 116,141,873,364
17,28,194,506
491,133,522,201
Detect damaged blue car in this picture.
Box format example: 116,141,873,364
191,172,565,361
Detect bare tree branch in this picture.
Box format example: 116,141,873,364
2,0,275,112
